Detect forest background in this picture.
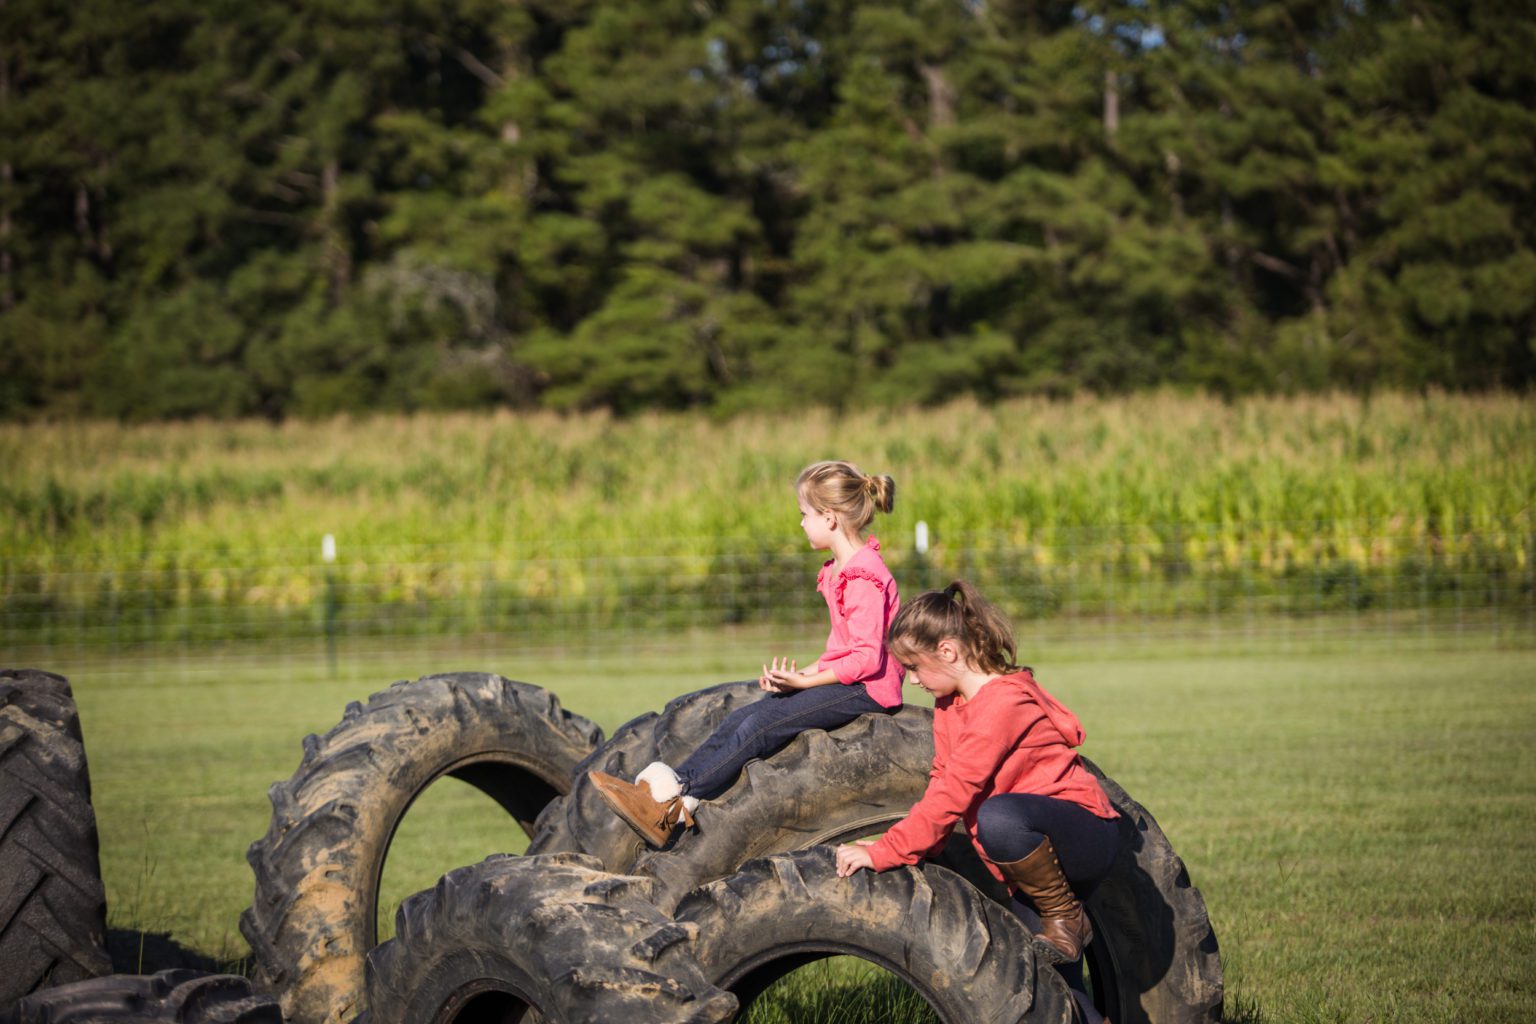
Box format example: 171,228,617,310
3,0,1534,420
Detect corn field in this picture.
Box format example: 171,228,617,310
3,392,1532,655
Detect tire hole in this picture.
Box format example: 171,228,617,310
433,988,532,1024
736,955,941,1024
376,776,531,942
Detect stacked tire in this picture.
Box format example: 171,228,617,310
674,848,1081,1024
361,853,736,1024
240,673,605,1024
0,670,111,1008
360,680,1224,1024
3,970,279,1024
0,670,284,1024
8,666,1224,1024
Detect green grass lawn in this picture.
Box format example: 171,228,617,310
41,626,1536,1022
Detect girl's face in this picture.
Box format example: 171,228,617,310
798,498,838,551
897,640,964,698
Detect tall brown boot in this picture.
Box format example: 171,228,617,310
995,838,1093,963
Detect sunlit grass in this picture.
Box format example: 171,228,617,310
46,627,1536,1022
739,957,940,1024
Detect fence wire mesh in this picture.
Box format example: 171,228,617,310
6,519,1532,667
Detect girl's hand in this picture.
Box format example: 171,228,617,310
835,842,875,877
760,657,799,692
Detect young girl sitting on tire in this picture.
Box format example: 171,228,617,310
834,581,1120,1020
589,459,904,848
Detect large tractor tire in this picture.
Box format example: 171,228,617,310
0,970,278,1024
532,680,1221,1022
636,747,1223,1023
674,848,1077,1024
627,706,944,910
240,673,602,1024
0,669,110,1008
528,681,939,884
1078,763,1224,1024
527,680,762,866
362,853,737,1024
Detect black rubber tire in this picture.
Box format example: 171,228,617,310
0,969,278,1024
674,847,1078,1024
0,669,111,1008
530,683,993,904
362,852,737,1024
240,673,603,1024
627,706,947,911
531,681,1222,1022
526,680,763,867
1078,760,1224,1024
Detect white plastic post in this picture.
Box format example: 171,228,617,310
915,521,929,555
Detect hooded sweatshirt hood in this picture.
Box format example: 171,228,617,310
1009,669,1086,747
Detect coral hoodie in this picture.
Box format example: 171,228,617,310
866,670,1117,882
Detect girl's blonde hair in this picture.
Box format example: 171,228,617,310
796,460,896,534
888,580,1022,676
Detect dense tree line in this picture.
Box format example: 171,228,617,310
1,0,1532,419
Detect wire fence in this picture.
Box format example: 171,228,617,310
5,519,1533,667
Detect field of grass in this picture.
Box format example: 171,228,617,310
4,392,1532,649
44,627,1536,1023
8,392,1532,1019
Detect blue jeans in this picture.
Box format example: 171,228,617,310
675,683,893,800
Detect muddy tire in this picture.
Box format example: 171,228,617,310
628,706,944,910
533,683,1024,908
0,969,278,1023
1079,760,1223,1024
529,679,1220,1022
362,853,737,1024
240,673,603,1024
675,847,1077,1024
526,680,763,866
0,669,110,1008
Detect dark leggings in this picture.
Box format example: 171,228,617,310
674,682,893,801
976,792,1121,1023
975,791,1121,891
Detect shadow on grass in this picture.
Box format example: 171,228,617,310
107,928,248,977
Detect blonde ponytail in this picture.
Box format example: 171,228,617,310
796,461,896,533
865,474,896,515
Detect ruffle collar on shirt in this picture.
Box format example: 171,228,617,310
820,537,888,611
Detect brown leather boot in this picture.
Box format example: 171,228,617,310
587,769,695,849
995,838,1094,963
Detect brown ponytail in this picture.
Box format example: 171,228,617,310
888,580,1020,676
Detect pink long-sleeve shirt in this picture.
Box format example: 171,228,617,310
866,670,1116,881
815,537,904,708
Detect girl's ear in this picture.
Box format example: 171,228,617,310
935,637,962,663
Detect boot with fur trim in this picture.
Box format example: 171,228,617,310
588,768,695,848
